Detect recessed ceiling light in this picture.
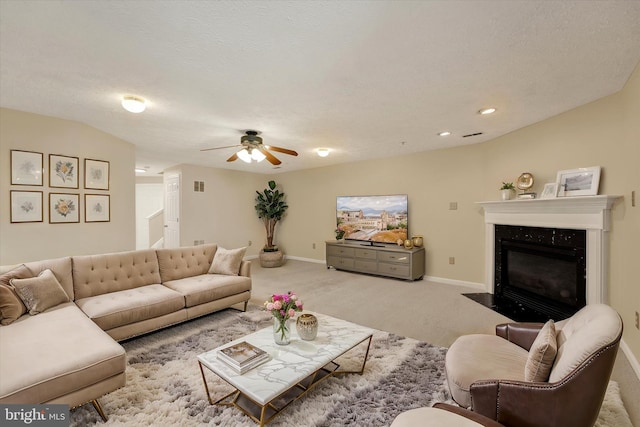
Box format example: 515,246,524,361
317,148,330,157
135,168,147,173
478,107,496,115
438,131,451,137
122,96,146,113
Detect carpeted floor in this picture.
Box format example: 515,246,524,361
70,306,632,427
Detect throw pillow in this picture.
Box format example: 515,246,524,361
0,264,33,325
208,247,247,276
524,319,557,382
10,269,70,315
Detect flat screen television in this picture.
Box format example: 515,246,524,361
336,194,408,245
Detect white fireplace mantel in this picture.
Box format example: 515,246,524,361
477,195,621,305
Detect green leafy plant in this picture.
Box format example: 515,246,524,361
255,180,288,251
500,182,515,190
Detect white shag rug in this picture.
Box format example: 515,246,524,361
69,308,632,426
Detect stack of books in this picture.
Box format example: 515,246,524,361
217,341,269,374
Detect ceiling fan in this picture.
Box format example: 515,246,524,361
200,130,298,165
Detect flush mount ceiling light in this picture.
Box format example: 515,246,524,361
438,131,451,137
478,107,496,115
121,95,146,113
317,148,330,157
135,168,147,173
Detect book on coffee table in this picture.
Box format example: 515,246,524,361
217,341,269,373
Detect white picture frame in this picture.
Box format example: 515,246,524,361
49,193,80,223
540,183,558,199
556,166,601,197
10,191,43,223
85,194,110,222
11,150,43,186
49,154,79,189
84,159,110,190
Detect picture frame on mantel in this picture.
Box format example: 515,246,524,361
540,183,558,199
556,166,601,197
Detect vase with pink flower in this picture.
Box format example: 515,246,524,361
264,291,303,345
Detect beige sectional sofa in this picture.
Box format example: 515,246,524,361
0,243,251,420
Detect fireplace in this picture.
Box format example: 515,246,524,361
495,225,586,320
474,195,619,321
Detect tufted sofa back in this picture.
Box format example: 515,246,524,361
72,249,162,299
156,244,217,282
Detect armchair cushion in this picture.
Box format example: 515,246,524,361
524,320,557,382
445,334,527,408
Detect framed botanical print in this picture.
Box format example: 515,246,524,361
10,191,43,223
49,193,80,223
11,150,43,186
49,154,79,189
84,159,110,190
85,194,110,222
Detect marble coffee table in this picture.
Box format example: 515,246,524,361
197,312,374,426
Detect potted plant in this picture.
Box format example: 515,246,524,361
255,180,288,267
500,182,515,200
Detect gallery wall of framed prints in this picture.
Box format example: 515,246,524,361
9,149,111,224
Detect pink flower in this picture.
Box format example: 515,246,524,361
295,300,303,308
273,300,282,310
273,294,282,301
280,310,286,317
288,308,296,318
266,302,274,311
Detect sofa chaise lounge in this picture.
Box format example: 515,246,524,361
0,243,251,420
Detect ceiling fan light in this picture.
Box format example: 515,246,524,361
317,148,330,157
251,149,266,162
121,95,146,113
237,149,252,163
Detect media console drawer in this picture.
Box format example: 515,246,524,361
326,242,425,281
354,248,377,260
327,245,355,257
377,262,410,277
377,251,410,264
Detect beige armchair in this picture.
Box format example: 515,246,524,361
444,304,622,427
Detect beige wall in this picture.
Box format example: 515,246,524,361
0,108,136,263
163,164,266,255
275,63,640,361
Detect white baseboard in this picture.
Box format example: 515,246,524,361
425,275,486,290
620,339,640,382
284,255,326,264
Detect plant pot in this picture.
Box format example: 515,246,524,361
259,250,284,268
500,189,514,201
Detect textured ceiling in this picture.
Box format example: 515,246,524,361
1,1,639,175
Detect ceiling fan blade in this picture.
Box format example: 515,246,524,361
226,153,238,162
266,145,298,156
200,144,241,152
258,147,282,165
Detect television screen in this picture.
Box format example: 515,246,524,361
336,194,408,244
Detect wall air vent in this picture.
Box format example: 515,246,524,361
462,132,484,138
